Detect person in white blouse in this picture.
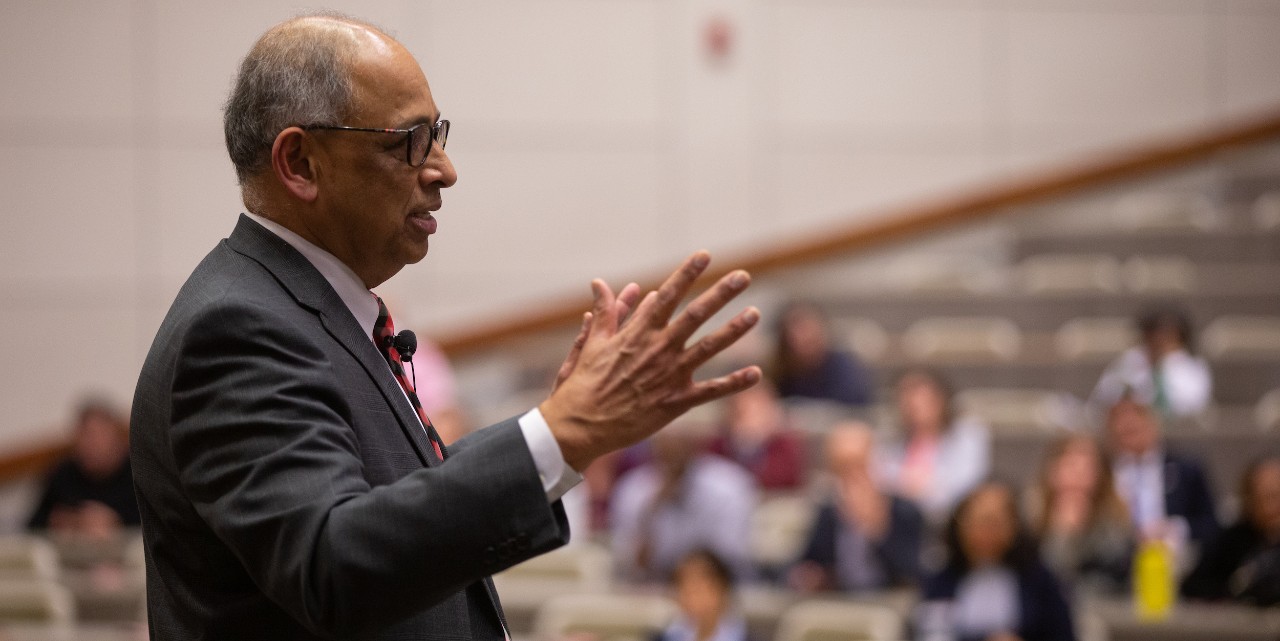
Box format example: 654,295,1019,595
1090,307,1212,421
877,368,992,527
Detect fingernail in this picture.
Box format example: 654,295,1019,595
731,271,748,287
744,307,760,324
693,252,710,269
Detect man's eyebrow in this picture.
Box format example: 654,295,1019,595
398,112,442,129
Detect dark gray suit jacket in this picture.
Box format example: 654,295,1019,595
131,215,570,640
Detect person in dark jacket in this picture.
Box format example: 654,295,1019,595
1105,396,1218,551
916,482,1076,641
790,422,923,593
770,301,874,407
28,397,139,538
1183,455,1280,606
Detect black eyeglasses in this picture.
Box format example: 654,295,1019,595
302,119,450,167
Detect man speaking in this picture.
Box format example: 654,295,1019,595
129,13,761,641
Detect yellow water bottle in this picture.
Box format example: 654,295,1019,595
1133,539,1175,621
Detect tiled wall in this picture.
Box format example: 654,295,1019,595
1,0,1279,443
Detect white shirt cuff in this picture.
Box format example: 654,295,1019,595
517,407,583,503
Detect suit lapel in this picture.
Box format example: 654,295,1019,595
225,214,439,468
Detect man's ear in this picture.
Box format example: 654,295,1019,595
270,127,319,203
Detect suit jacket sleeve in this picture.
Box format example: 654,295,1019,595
168,300,567,638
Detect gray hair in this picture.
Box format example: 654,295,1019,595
223,14,383,185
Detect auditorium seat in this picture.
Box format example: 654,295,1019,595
955,388,1080,434
783,399,863,435
1253,191,1280,230
0,537,60,583
1054,317,1134,362
532,593,676,641
1122,255,1197,293
1112,192,1221,231
771,600,904,641
0,579,76,625
836,317,890,363
1202,316,1280,360
901,317,1021,362
750,495,817,573
492,542,612,632
1017,254,1122,295
1255,388,1280,431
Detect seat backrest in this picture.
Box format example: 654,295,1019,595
0,579,76,625
1202,316,1280,359
1122,255,1197,293
534,593,677,641
773,600,904,641
1017,254,1122,295
0,536,60,582
751,495,817,569
1054,317,1134,362
955,388,1075,434
1255,388,1280,432
902,317,1022,362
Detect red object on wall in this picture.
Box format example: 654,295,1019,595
704,14,733,63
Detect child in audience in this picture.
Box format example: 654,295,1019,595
706,378,805,491
790,421,923,593
1090,305,1211,421
770,301,874,407
878,368,991,526
915,482,1076,641
1026,434,1133,593
655,549,754,641
1183,455,1280,606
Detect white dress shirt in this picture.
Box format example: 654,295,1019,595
245,213,581,502
1091,347,1212,418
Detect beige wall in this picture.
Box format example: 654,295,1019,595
2,0,1279,443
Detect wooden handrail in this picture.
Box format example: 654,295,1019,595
436,108,1280,356
0,439,71,486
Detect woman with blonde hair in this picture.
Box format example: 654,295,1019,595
1026,434,1133,593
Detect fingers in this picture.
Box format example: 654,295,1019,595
677,306,760,372
553,312,593,391
615,282,641,327
631,251,711,328
665,365,762,408
589,279,618,336
667,269,751,346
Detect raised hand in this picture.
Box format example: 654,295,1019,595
540,251,761,471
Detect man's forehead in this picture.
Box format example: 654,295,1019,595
347,39,437,125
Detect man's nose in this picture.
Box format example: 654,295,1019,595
420,146,458,189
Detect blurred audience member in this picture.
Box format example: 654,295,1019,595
878,368,991,525
1105,396,1218,557
790,422,923,593
707,379,805,491
770,301,874,407
1183,455,1280,606
28,398,140,539
1090,306,1211,420
1026,435,1133,593
654,549,753,641
915,482,1076,641
611,423,756,583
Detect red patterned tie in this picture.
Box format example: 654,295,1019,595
372,295,445,460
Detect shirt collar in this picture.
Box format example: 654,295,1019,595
244,212,380,338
